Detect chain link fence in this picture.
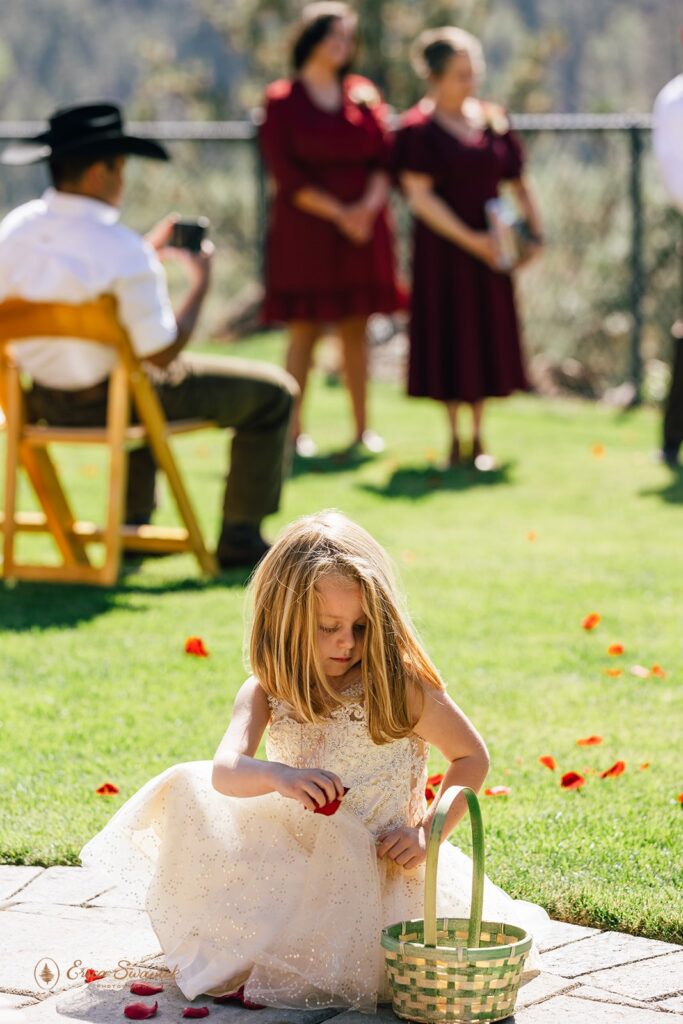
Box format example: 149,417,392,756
1,115,681,402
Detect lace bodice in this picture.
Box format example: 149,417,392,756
265,680,429,839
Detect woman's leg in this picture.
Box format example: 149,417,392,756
285,320,321,441
338,315,370,443
445,400,461,466
471,400,485,450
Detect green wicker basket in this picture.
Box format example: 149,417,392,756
380,785,532,1023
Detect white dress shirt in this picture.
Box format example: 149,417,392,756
653,74,683,214
0,188,177,389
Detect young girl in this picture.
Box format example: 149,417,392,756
79,510,550,1011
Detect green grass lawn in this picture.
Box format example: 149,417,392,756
1,331,681,944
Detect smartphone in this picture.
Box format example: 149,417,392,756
169,217,210,253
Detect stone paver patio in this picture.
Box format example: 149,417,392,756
0,866,681,1022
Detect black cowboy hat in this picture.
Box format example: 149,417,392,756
0,101,170,166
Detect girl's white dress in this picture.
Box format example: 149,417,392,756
79,679,550,1012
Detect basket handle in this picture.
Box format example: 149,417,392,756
423,785,484,949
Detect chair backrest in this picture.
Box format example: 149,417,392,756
0,293,131,354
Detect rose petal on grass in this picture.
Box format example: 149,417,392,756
484,786,511,796
603,667,623,677
95,782,119,796
561,771,585,790
539,755,557,771
651,664,667,678
629,665,650,678
600,760,626,779
124,1001,158,1019
427,773,445,787
639,763,650,771
184,637,209,657
576,735,603,746
425,786,436,804
582,612,601,630
678,793,683,804
182,1008,210,1018
130,983,164,996
607,643,624,656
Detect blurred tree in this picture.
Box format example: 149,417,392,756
196,0,560,113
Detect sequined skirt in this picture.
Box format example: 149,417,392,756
79,761,550,1010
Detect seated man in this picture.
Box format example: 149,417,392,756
0,101,299,569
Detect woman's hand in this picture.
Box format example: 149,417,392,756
271,764,347,811
335,203,374,245
515,239,544,269
465,230,502,270
376,824,428,870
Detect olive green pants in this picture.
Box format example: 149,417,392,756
26,352,299,530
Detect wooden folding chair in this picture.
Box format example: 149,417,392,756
0,293,219,585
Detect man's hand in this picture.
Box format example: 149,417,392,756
376,824,428,870
144,213,179,252
162,239,215,291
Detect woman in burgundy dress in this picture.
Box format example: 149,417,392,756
394,27,544,469
259,2,404,458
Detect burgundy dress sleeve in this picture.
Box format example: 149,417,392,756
499,127,525,181
259,83,311,200
393,121,438,182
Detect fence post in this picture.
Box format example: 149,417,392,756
250,112,267,283
628,125,644,405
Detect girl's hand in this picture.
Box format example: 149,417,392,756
272,765,347,811
376,824,428,870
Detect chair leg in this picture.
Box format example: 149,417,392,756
20,446,91,566
1,359,20,578
101,363,129,585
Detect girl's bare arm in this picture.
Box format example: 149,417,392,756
211,676,280,797
409,681,491,842
211,677,346,807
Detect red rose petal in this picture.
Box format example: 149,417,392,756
96,782,119,795
603,667,622,677
539,755,557,770
424,786,436,804
182,1008,210,1018
582,613,601,630
212,986,265,1010
561,771,585,790
651,664,667,678
85,969,105,983
313,786,350,816
639,763,650,771
427,773,445,787
124,1001,158,1019
677,793,683,804
484,786,511,796
184,637,209,657
130,983,164,996
599,760,626,779
576,735,603,746
607,643,624,656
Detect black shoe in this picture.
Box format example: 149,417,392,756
659,445,680,468
217,523,271,571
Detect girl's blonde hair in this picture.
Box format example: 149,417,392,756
247,509,445,744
